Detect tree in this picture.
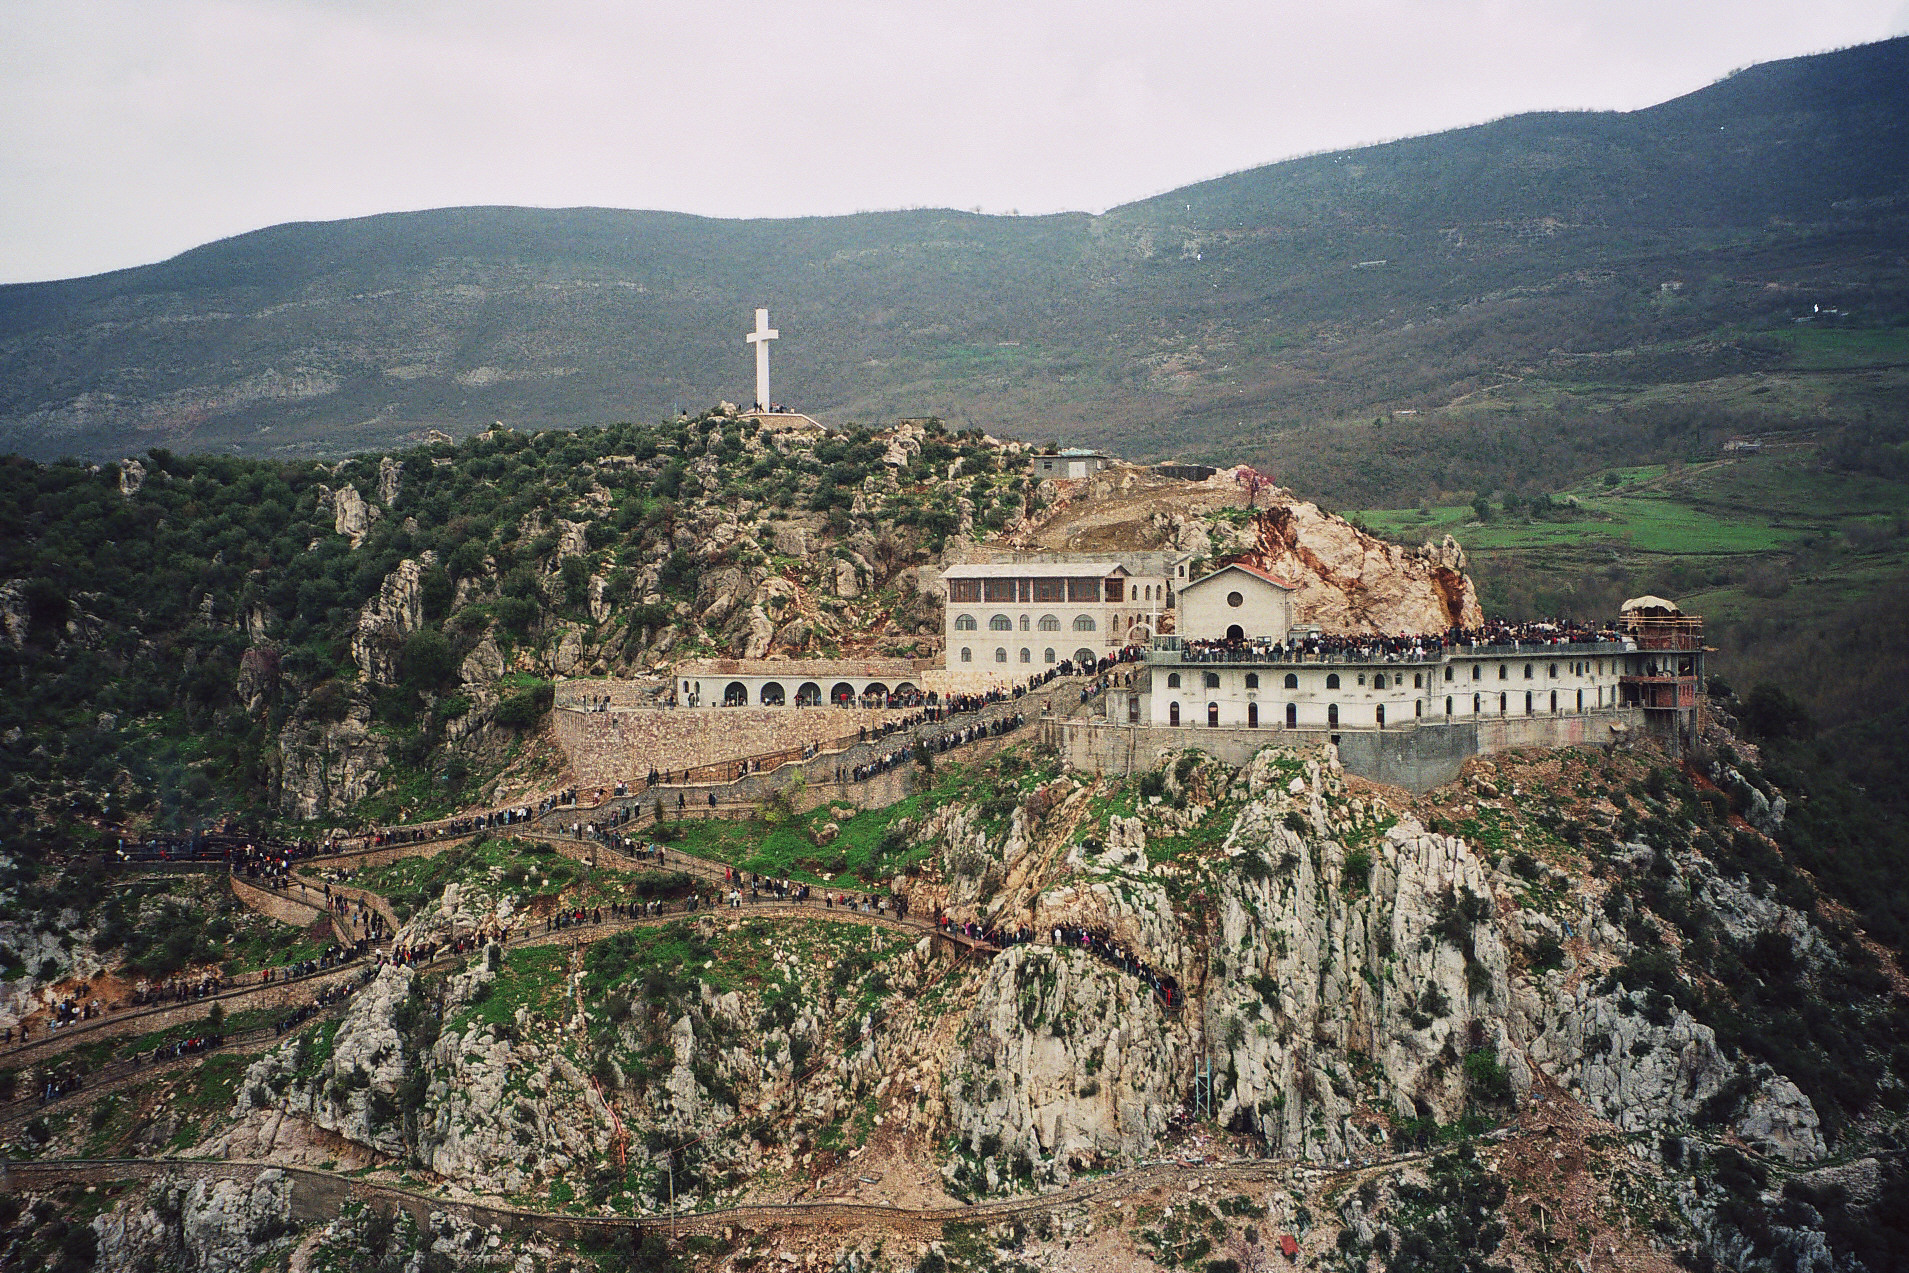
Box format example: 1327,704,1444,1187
1739,683,1812,741
399,629,457,693
1471,496,1493,523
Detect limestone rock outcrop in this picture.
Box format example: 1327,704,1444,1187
949,946,1182,1182
1240,500,1484,632
321,483,378,548
378,455,403,506
351,557,430,685
94,1171,298,1273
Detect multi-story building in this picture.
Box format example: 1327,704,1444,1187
940,559,1175,687
1125,565,1697,746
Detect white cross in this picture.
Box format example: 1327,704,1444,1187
744,307,778,411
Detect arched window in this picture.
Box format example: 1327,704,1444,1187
1472,664,1481,680
1043,648,1056,664
1445,666,1455,682
1207,702,1220,727
1203,672,1220,689
863,683,889,705
959,648,972,663
1548,663,1558,678
1415,700,1422,717
1445,696,1453,716
1499,664,1508,680
1284,673,1298,689
1169,701,1180,726
1019,648,1031,663
1285,703,1297,728
1374,674,1387,690
1525,691,1533,714
1326,673,1341,690
989,614,1012,631
760,682,785,706
1038,615,1061,631
1167,673,1181,688
1576,689,1583,712
1020,615,1030,631
831,682,856,704
1074,648,1096,666
723,682,748,706
954,614,978,631
1524,663,1534,679
1328,703,1339,727
1499,691,1506,713
796,682,821,705
1414,672,1423,688
1248,702,1259,728
1245,673,1259,689
1073,615,1097,631
994,648,1008,663
1473,693,1481,714
1376,703,1386,727
1550,690,1558,712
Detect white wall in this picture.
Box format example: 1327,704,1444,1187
1147,652,1633,728
1177,572,1292,642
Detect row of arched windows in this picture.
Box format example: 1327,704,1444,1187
955,613,1097,632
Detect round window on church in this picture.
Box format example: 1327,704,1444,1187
1226,591,1244,608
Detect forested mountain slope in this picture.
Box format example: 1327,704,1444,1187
1,38,1905,489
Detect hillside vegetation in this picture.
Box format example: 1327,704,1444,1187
0,39,1905,498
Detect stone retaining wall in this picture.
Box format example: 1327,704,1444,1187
228,874,324,928
2,964,364,1070
1047,707,1645,792
553,705,907,788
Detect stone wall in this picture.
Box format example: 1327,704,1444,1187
1047,707,1644,792
228,875,324,928
553,705,909,788
5,964,365,1069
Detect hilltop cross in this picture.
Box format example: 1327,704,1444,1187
745,307,778,410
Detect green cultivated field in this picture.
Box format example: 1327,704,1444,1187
1352,439,1909,733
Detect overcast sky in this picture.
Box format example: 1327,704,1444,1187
3,0,1907,284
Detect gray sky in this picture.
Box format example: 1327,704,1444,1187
4,0,1907,284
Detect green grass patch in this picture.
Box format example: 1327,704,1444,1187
445,944,570,1036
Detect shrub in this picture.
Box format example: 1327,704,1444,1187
1464,1045,1513,1103
495,681,553,730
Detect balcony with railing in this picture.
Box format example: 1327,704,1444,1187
1146,635,1632,668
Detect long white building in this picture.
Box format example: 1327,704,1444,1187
1121,564,1699,736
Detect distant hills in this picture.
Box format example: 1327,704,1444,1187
2,36,1906,494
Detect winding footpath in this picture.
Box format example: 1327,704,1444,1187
0,675,1228,1245
0,1150,1437,1242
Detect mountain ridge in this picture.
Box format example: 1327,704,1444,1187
1,37,1905,480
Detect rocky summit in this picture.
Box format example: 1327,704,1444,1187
0,408,1903,1273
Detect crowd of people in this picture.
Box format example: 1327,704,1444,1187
1177,618,1626,666
1052,923,1182,1009
129,973,227,1007
260,938,368,983
146,1031,223,1067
